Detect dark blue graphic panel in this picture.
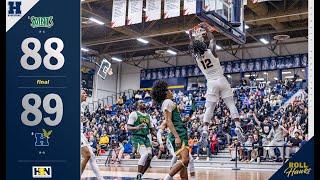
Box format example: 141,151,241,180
6,0,80,179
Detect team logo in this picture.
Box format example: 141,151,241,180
284,162,312,178
32,166,52,178
30,16,54,28
8,1,21,16
34,129,52,147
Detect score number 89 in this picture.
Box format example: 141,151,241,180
20,37,64,126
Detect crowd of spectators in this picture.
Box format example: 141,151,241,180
81,79,308,164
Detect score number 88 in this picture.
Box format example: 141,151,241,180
20,37,64,126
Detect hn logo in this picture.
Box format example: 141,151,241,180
35,129,52,147
8,1,21,16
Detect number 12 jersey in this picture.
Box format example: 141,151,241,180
194,49,224,81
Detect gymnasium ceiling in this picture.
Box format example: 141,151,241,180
81,0,308,63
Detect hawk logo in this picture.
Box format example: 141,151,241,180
34,129,52,147
32,166,52,178
30,16,54,28
8,1,21,16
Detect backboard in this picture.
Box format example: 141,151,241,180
97,58,111,80
196,0,246,44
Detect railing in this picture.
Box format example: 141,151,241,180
232,144,292,170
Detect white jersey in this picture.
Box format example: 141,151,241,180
194,49,224,81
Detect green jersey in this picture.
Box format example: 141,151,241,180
128,111,153,149
161,99,189,152
128,111,152,136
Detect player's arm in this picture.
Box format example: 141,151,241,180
127,124,144,131
157,120,167,145
188,29,195,43
157,129,164,146
148,115,158,137
188,30,201,66
127,112,144,131
199,22,218,57
164,110,180,143
188,29,198,59
162,100,181,147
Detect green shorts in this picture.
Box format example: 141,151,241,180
168,130,189,155
131,135,151,150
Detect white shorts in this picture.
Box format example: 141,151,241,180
206,77,233,102
81,133,90,148
137,144,152,156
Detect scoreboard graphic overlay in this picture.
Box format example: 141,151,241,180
6,0,80,179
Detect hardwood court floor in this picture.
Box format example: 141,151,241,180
82,166,275,180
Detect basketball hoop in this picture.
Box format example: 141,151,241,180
190,23,217,38
192,25,205,36
192,23,217,33
273,34,290,41
190,24,218,42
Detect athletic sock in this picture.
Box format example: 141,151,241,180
163,174,173,180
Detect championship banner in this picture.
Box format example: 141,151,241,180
145,0,161,22
127,0,143,25
164,0,181,19
183,0,197,15
111,0,127,27
6,0,80,179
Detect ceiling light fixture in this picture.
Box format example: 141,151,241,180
89,17,104,25
167,49,177,55
111,57,123,62
260,38,269,44
137,38,149,44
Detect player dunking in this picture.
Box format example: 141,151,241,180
80,89,104,180
151,80,190,180
127,100,157,180
188,22,243,143
157,120,196,180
